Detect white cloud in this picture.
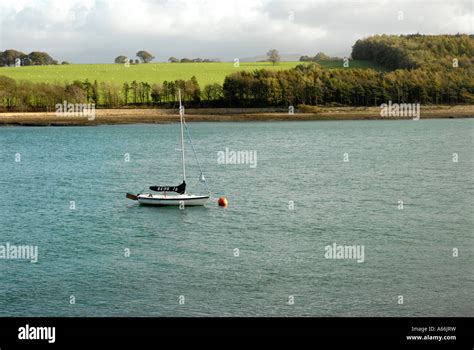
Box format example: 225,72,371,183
0,0,471,63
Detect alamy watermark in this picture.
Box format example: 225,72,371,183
217,147,257,168
324,242,365,263
55,100,96,121
380,101,420,120
18,324,55,343
0,243,38,263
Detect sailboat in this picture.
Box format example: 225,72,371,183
126,90,210,206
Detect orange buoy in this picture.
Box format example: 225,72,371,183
218,197,228,207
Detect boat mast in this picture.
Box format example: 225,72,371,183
179,89,186,185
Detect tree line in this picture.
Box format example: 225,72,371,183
0,50,60,66
1,35,473,111
0,75,217,111
1,61,471,112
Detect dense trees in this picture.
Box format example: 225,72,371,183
222,63,473,106
352,34,474,70
0,75,205,111
0,50,24,66
26,52,58,66
0,77,90,111
0,50,58,66
203,83,224,101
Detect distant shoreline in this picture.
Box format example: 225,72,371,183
0,105,472,126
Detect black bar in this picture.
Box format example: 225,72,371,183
0,317,472,346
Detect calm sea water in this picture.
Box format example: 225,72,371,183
0,119,472,316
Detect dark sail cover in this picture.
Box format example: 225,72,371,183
150,181,186,194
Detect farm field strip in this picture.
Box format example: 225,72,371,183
0,60,385,85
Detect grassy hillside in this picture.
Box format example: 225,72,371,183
0,60,385,85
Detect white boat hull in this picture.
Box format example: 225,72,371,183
137,193,210,206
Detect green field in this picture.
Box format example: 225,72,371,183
0,60,385,86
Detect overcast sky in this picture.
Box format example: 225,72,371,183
0,0,472,63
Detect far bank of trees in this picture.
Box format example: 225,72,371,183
0,50,58,66
1,62,472,112
2,35,473,111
